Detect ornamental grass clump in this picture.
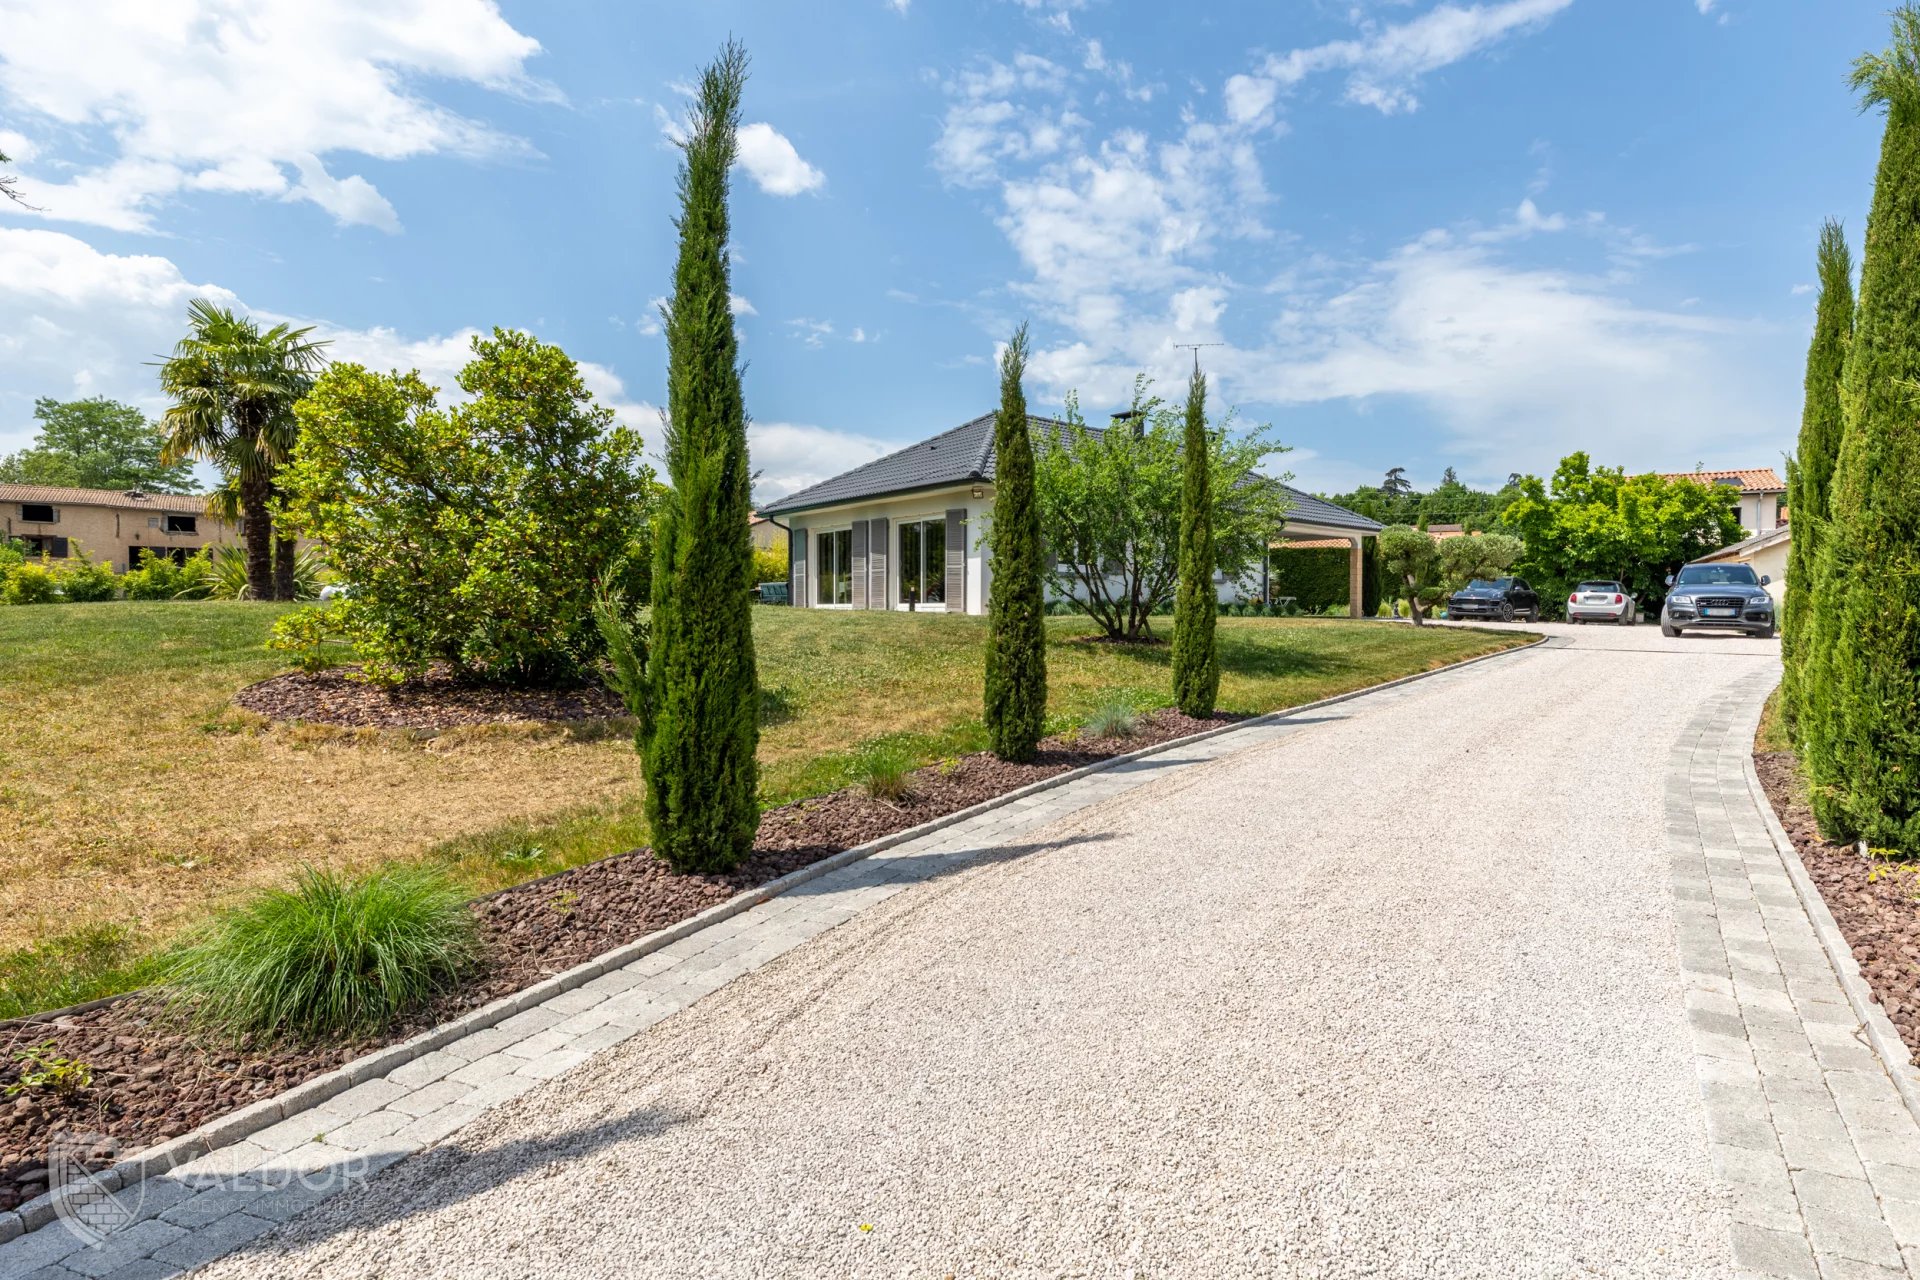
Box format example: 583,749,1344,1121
1082,699,1140,740
169,866,479,1041
859,742,916,802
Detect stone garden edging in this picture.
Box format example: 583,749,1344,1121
0,630,1541,1246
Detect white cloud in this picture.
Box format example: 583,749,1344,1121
1243,230,1780,479
932,55,1086,187
1790,282,1814,296
788,318,835,348
1250,0,1573,117
730,294,757,317
0,228,237,447
887,0,909,12
0,227,673,467
923,15,1784,487
749,421,892,502
1223,74,1279,126
736,123,825,196
0,0,547,234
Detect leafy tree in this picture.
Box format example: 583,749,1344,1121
0,397,197,492
1806,13,1920,850
983,325,1048,761
1170,362,1219,717
157,300,327,601
750,532,789,591
281,331,656,685
1784,220,1854,752
1377,525,1440,625
641,42,762,873
1380,466,1413,498
1034,380,1291,641
1500,453,1743,613
1437,532,1524,589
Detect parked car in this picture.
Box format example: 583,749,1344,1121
1446,576,1541,622
1566,580,1637,625
1660,562,1775,639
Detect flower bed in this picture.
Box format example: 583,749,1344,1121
1753,750,1920,1054
0,708,1234,1210
231,665,628,730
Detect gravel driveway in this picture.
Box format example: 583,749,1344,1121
196,623,1783,1279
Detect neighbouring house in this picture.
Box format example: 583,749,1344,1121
1660,468,1786,536
748,512,784,551
757,411,1384,617
1,484,242,571
1694,524,1790,610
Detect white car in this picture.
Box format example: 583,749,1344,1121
1566,579,1637,625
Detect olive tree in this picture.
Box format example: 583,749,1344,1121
1033,380,1290,642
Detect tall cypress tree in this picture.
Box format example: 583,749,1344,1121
983,324,1047,762
1170,362,1219,717
643,42,760,873
1783,220,1853,752
1812,10,1920,848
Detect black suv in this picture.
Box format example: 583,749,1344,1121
1661,562,1775,638
1446,576,1540,622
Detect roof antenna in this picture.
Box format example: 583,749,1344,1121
1173,342,1223,375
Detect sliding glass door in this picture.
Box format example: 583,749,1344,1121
815,529,852,605
896,518,946,606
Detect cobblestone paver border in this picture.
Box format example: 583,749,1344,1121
0,641,1535,1280
1674,673,1920,1279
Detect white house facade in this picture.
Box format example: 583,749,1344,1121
760,412,1383,617
1661,468,1787,537
1696,524,1790,611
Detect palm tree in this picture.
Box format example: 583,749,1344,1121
156,300,328,600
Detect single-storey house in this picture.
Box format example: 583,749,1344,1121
1695,524,1790,610
757,411,1383,617
1,483,240,571
1660,468,1786,537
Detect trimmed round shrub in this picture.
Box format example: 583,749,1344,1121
169,866,480,1040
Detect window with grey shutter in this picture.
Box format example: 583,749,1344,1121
790,528,808,607
944,508,967,612
866,517,889,609
850,521,869,609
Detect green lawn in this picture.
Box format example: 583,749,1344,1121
0,601,1529,1017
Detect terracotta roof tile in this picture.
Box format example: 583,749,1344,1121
1658,468,1784,493
1,483,211,513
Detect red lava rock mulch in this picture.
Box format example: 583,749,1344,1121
1754,750,1920,1059
0,708,1238,1210
231,665,629,730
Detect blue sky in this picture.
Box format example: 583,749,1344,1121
0,0,1892,500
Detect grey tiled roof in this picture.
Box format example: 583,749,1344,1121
759,412,1381,533
1272,487,1384,533
760,412,1031,515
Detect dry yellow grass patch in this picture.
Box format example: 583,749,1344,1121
0,601,1526,1001
0,606,639,950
